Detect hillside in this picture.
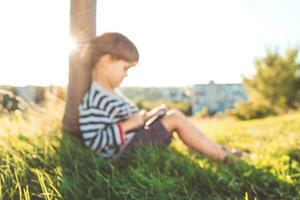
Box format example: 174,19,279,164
0,96,299,199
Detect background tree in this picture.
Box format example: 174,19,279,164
243,48,300,113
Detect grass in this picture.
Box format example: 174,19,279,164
0,94,300,199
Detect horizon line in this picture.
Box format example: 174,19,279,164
0,81,244,88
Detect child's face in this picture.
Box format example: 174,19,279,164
107,58,137,87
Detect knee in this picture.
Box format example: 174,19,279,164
161,109,185,132
166,109,185,121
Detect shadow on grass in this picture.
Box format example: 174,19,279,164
288,148,300,163
57,134,299,200
287,147,300,192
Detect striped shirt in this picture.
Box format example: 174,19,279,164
78,81,139,158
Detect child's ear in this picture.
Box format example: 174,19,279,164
101,54,113,67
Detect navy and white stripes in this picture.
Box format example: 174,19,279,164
78,81,139,158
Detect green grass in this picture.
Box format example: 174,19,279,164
0,95,300,199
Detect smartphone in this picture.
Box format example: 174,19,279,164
144,109,166,129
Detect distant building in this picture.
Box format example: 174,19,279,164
0,85,65,105
15,86,47,103
159,87,192,102
192,81,248,114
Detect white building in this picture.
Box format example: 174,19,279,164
15,86,49,103
159,87,192,102
192,81,247,114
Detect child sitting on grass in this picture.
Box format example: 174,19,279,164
78,32,234,162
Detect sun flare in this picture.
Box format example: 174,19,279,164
68,37,76,53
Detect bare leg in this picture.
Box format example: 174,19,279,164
160,109,228,161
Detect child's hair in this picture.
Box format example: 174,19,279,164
80,32,139,68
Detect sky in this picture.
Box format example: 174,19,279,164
0,0,299,87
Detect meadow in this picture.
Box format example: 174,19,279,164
0,94,299,199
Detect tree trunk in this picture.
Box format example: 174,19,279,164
62,0,97,139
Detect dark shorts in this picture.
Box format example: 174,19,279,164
114,120,172,160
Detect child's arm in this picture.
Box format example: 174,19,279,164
120,104,168,133
119,110,146,133
79,106,145,150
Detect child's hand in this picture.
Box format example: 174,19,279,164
146,104,168,119
120,110,146,132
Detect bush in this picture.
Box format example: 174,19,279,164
0,89,28,113
213,111,224,119
195,107,210,118
227,100,276,120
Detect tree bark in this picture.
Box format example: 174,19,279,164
62,0,97,139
